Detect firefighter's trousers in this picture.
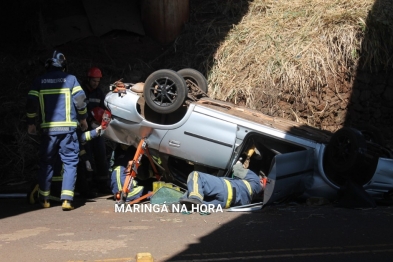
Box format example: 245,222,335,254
38,132,79,201
186,171,229,208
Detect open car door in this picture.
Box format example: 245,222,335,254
263,149,314,204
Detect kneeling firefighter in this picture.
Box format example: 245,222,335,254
110,144,152,202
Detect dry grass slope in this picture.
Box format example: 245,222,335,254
210,0,373,129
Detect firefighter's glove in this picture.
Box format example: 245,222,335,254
28,124,37,135
232,161,248,179
95,125,103,136
85,160,93,171
80,119,88,131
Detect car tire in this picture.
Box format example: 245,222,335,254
323,127,368,186
143,69,188,114
177,68,208,94
355,124,385,145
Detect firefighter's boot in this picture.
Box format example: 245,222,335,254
40,199,50,208
62,200,74,211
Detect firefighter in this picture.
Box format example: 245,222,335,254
76,107,105,197
26,50,88,211
81,67,110,188
179,161,264,209
28,111,105,205
110,144,152,202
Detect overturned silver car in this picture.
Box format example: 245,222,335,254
103,69,393,205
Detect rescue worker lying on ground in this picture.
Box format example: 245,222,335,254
110,144,151,202
178,161,264,210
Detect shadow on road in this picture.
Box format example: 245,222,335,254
165,205,393,261
0,197,91,220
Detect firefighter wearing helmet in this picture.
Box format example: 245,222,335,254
81,67,110,191
26,50,88,211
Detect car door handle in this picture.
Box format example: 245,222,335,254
169,140,180,148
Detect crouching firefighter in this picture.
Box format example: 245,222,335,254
179,161,265,209
110,144,152,202
26,50,88,211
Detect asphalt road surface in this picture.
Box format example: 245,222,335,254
1,195,393,262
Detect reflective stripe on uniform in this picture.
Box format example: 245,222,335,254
38,88,72,126
85,131,91,141
127,186,143,198
79,149,86,156
26,113,37,118
223,179,233,209
71,86,83,94
241,180,252,196
52,176,63,182
78,108,87,115
39,189,50,197
188,171,203,200
28,90,39,97
61,190,74,197
88,98,101,103
115,166,122,190
41,121,77,128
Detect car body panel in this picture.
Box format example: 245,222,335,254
364,158,393,197
160,111,237,169
105,90,144,123
264,149,314,204
194,104,322,150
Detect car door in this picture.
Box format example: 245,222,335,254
263,149,314,204
159,111,237,169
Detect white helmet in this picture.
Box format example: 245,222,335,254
45,50,67,71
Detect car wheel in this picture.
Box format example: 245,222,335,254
177,68,208,94
325,127,366,172
355,124,385,145
323,127,368,186
143,69,188,114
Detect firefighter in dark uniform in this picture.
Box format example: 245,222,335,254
110,144,152,202
180,161,264,209
76,107,105,197
26,51,88,211
28,122,104,204
81,67,109,188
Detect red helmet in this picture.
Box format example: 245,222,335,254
91,107,105,123
87,67,102,78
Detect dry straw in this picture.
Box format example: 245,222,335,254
210,0,372,111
